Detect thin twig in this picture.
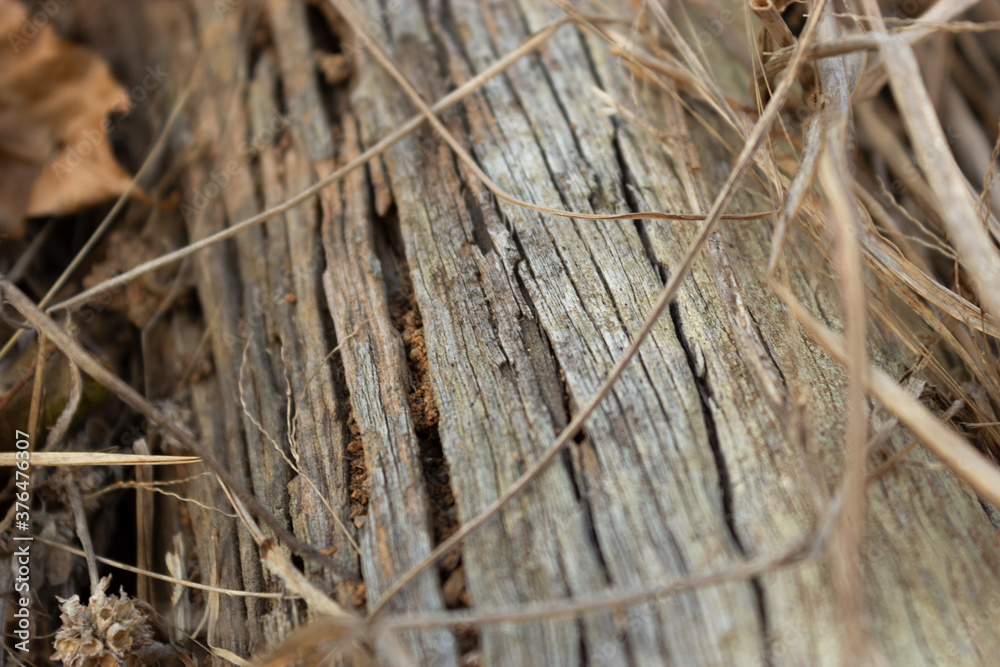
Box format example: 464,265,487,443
751,0,796,49
43,348,82,451
772,281,1000,508
868,400,965,482
35,535,293,599
768,113,823,274
48,15,772,316
366,0,830,618
0,277,359,583
376,541,807,632
66,479,100,592
815,7,873,658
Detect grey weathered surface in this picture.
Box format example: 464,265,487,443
154,0,1000,665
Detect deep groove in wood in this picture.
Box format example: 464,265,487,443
669,299,772,664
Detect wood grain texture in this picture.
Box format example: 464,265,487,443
160,0,1000,664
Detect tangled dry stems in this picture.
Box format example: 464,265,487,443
4,0,999,664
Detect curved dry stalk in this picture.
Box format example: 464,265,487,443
374,542,806,635
47,14,770,317
365,0,830,618
35,535,293,599
814,7,872,659
872,29,1000,321
43,353,82,450
216,481,352,620
258,537,808,666
238,339,361,555
768,112,824,274
772,280,1000,508
0,278,360,584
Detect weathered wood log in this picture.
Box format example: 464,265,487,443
147,1,1000,665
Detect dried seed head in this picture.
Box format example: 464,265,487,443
52,576,154,667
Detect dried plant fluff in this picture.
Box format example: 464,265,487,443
51,575,154,667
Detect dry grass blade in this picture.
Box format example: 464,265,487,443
0,452,200,467
42,353,82,450
39,14,773,317
366,0,830,618
768,111,823,274
27,332,47,444
375,541,808,634
0,278,359,583
773,281,1000,508
814,6,873,658
35,535,292,599
872,26,1000,321
856,211,1000,338
215,481,354,620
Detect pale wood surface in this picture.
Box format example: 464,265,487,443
149,1,1000,665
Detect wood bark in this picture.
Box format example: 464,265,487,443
141,1,1000,665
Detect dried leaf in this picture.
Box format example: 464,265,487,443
0,0,137,237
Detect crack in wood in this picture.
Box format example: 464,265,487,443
668,298,772,665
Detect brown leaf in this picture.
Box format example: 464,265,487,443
0,0,137,238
